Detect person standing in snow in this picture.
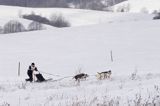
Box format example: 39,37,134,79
26,63,38,82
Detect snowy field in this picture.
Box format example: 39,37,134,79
0,5,160,106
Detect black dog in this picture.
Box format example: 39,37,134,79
73,73,88,81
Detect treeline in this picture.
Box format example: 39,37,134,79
0,0,126,9
0,0,69,7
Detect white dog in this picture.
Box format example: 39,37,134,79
96,70,112,80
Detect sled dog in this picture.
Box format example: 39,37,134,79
73,73,88,81
96,70,112,80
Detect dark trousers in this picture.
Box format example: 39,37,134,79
26,70,33,82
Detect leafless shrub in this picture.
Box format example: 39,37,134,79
89,97,98,105
17,82,26,89
153,12,160,20
133,94,142,106
3,20,26,34
130,70,138,80
0,102,10,106
0,26,3,34
50,14,70,27
28,21,45,31
152,10,158,14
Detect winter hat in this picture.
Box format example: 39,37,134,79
31,63,35,66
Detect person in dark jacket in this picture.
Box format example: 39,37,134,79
26,63,46,82
26,63,38,82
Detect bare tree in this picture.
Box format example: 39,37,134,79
3,20,26,34
50,14,70,27
0,26,3,34
28,21,45,31
153,12,160,20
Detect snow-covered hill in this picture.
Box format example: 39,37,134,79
0,5,160,106
0,5,154,27
112,0,160,13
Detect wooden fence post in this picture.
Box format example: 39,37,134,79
110,50,113,62
18,62,21,77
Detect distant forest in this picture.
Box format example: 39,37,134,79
0,0,126,9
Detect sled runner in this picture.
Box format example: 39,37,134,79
25,77,53,83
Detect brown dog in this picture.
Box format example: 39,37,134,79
73,73,89,82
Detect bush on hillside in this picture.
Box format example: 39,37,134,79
23,13,70,28
23,13,50,25
50,14,70,27
152,10,158,14
0,26,3,34
153,12,160,20
3,20,26,34
28,21,45,31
